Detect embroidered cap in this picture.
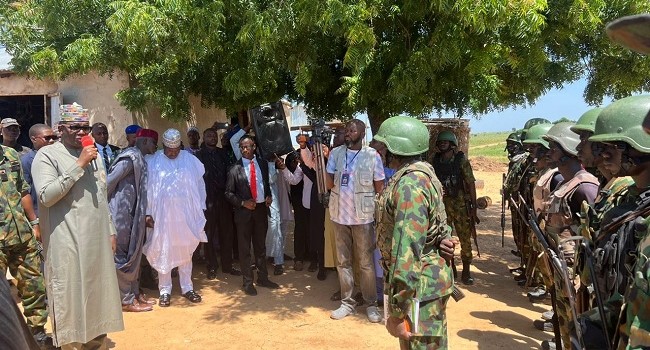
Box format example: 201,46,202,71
162,128,181,148
59,103,89,123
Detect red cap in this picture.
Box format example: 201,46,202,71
136,129,158,143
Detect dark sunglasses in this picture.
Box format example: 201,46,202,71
591,142,627,156
40,135,59,141
67,125,91,132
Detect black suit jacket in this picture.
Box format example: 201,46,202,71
225,157,272,222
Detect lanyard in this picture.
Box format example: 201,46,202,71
345,149,361,172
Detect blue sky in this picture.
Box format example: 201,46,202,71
467,79,613,133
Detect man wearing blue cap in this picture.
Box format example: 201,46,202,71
125,124,142,148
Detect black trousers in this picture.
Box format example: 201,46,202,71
236,203,269,288
292,201,310,262
205,194,236,273
309,198,325,269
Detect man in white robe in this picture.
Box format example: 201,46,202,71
143,128,207,307
33,104,124,349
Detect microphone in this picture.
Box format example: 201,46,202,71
80,135,98,171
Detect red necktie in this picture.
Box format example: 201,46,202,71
250,160,257,200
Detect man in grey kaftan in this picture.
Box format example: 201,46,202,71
32,107,124,349
107,129,158,312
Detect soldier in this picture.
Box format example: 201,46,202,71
0,143,53,348
572,108,606,183
505,132,526,162
571,107,634,314
1,118,31,156
515,119,552,282
580,95,650,349
503,131,530,264
430,130,478,285
541,122,600,350
606,16,650,349
374,116,455,350
521,123,562,308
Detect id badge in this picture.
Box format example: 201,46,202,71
341,172,350,187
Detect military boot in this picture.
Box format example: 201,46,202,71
461,261,474,285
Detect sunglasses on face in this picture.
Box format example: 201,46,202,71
40,135,59,141
67,125,91,132
591,142,627,156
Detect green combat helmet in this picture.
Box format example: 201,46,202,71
570,108,604,134
436,130,458,146
542,122,580,156
522,118,552,133
522,123,553,149
506,132,522,145
373,116,429,156
589,95,650,153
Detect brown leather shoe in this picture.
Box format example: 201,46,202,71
137,293,156,305
122,301,153,312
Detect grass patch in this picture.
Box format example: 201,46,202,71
469,132,511,148
468,132,510,163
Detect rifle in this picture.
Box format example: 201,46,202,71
511,193,585,350
501,173,506,247
464,184,481,258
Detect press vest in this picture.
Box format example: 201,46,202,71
328,146,378,222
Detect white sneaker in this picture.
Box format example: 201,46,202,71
330,305,356,320
366,306,382,323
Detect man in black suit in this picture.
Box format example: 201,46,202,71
225,134,280,296
92,122,120,170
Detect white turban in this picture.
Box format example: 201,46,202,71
162,128,181,148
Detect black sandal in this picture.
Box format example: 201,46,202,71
182,290,202,303
159,293,171,307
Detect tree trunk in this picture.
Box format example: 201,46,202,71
366,108,387,136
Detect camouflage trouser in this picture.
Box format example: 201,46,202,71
443,196,472,263
553,274,576,350
399,295,450,350
0,238,48,329
510,206,524,251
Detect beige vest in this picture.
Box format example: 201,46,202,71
533,167,558,216
544,170,599,262
329,145,378,222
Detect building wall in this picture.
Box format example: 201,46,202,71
58,71,228,148
0,74,58,96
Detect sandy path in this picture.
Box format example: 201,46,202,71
33,170,551,349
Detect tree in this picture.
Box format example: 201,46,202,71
2,0,650,129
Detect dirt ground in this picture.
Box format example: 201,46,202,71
31,167,554,349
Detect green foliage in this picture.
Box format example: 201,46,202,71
553,117,576,124
1,0,650,125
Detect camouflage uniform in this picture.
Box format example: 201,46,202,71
0,145,48,329
377,161,453,350
431,151,476,263
584,185,650,350
577,176,634,286
617,220,650,349
504,153,531,254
